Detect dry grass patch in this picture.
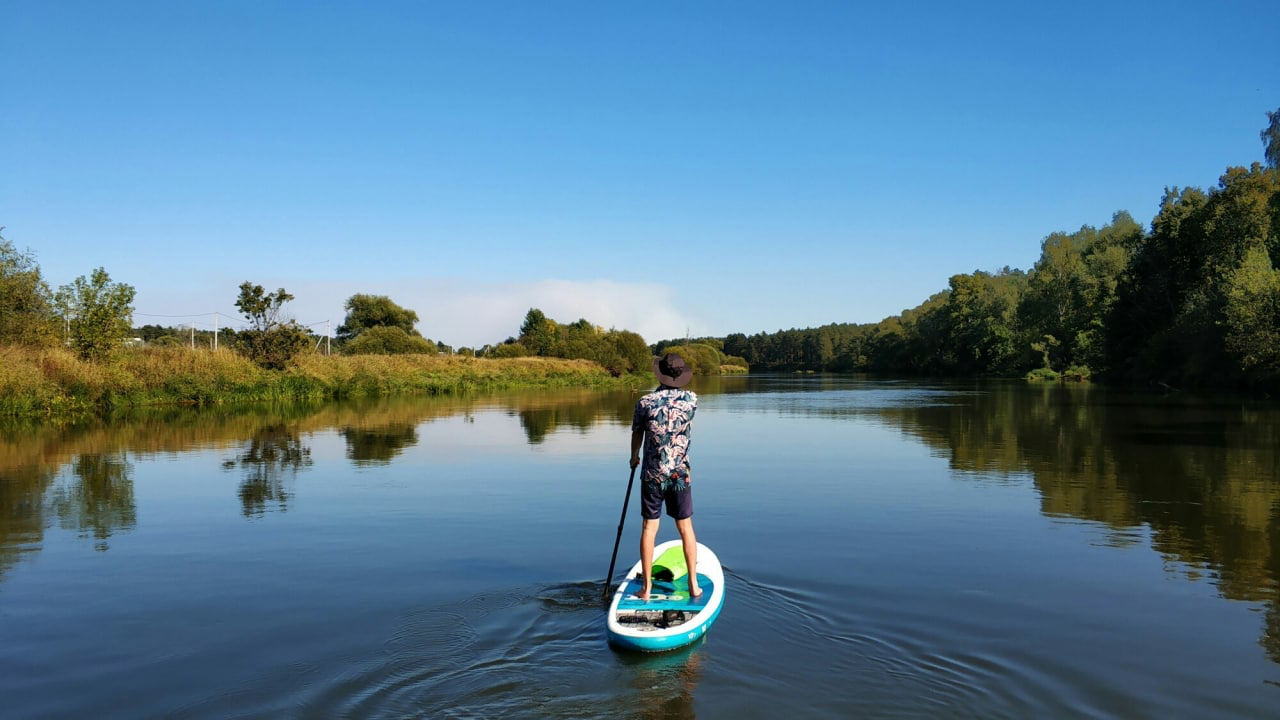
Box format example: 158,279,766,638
2,344,632,419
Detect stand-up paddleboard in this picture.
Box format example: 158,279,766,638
607,540,724,653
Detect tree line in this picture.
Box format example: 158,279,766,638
484,308,652,377
0,249,660,375
0,253,429,370
646,336,750,376
718,108,1280,391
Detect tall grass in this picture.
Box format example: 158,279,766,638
0,345,638,418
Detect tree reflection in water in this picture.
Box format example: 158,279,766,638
516,391,635,445
223,424,312,517
341,423,419,466
0,464,57,578
48,453,136,552
870,381,1280,666
0,382,1274,665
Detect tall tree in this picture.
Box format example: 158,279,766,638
1108,187,1209,383
0,231,58,346
1262,106,1280,170
235,283,294,333
234,282,309,369
947,270,1023,374
55,268,136,361
722,333,751,362
1109,165,1277,386
519,308,556,356
1019,213,1139,374
605,330,652,375
1222,244,1280,377
336,294,422,343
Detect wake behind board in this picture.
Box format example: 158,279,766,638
607,540,725,653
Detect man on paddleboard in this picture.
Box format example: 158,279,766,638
629,352,701,602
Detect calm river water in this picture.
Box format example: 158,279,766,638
1,375,1277,718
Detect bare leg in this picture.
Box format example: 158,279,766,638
675,517,701,598
638,519,660,601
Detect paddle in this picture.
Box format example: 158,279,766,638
602,465,638,604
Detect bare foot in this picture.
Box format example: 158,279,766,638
689,584,703,599
636,587,652,602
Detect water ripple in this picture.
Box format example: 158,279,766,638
716,568,1153,719
299,581,699,719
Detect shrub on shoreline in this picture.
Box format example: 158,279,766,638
1025,367,1060,382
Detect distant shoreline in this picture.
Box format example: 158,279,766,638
0,345,649,420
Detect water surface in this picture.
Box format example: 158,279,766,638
1,377,1277,718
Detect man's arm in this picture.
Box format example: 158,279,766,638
630,429,643,469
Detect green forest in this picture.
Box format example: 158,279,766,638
705,110,1280,391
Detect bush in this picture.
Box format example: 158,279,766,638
658,343,721,375
1061,364,1092,382
606,330,651,375
237,326,312,370
490,342,528,358
1025,367,1060,382
342,326,435,355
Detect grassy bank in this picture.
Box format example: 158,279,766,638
0,345,641,418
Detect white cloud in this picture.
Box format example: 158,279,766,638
132,273,707,348
156,277,696,348
418,278,696,347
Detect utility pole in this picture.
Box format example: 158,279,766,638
326,319,331,355
190,324,195,349
214,312,219,351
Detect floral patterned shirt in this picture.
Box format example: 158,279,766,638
632,387,698,491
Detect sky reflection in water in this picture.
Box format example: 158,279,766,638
0,378,1277,718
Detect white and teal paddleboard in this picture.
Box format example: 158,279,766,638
607,540,725,653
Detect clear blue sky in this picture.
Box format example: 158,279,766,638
3,0,1277,347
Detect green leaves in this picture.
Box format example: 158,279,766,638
1262,107,1280,170
235,325,311,370
1223,244,1280,374
946,269,1024,374
235,282,295,333
513,308,652,376
234,282,308,369
57,268,137,362
1111,163,1278,386
0,233,59,347
344,326,435,355
1018,212,1137,375
518,308,556,356
336,294,422,344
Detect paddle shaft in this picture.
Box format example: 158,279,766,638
603,465,638,602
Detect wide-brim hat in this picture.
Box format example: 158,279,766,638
653,353,692,388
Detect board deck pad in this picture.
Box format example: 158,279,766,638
617,573,714,612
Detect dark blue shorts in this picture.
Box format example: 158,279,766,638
641,481,693,520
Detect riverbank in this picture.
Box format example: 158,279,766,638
0,345,645,418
